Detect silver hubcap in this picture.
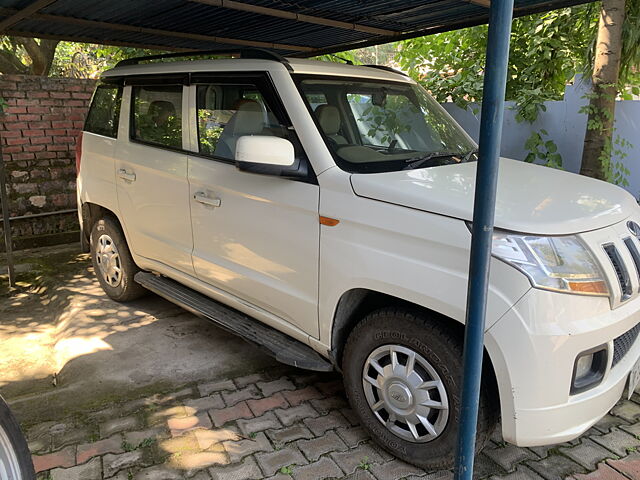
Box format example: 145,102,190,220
363,344,449,443
0,423,22,480
95,234,122,287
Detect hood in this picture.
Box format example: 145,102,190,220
350,158,638,235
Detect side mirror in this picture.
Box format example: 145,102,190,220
235,135,306,177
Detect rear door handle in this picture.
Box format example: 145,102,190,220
193,192,221,208
118,169,136,182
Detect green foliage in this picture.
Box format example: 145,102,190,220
395,5,598,123
358,456,371,470
50,42,163,78
524,129,563,169
280,465,294,475
601,134,632,187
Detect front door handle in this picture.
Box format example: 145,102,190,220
118,169,136,182
193,192,221,208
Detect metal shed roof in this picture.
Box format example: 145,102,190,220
0,0,589,56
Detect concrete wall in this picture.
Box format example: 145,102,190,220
0,75,96,250
442,77,640,199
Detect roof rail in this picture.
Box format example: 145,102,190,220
115,47,291,70
362,65,409,77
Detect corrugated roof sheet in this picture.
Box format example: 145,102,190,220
0,0,591,55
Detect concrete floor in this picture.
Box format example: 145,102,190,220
0,245,281,425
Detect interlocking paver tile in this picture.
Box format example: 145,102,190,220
223,431,273,463
571,462,628,479
330,442,383,474
237,411,282,436
490,465,544,480
209,455,263,480
257,377,296,396
297,430,348,461
561,439,618,470
50,456,101,480
608,452,640,479
591,427,640,457
527,454,587,480
256,446,308,476
267,424,314,446
198,379,236,397
485,444,537,472
292,456,343,480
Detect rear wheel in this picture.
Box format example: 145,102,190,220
342,307,498,470
0,396,35,480
90,216,146,302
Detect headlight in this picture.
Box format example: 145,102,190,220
492,231,609,296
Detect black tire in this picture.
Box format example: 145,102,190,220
90,216,146,302
342,307,498,470
0,396,35,480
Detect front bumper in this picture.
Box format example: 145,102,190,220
486,287,640,446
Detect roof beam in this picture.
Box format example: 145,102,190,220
190,0,396,36
468,0,491,7
0,8,313,52
0,0,58,33
3,29,192,52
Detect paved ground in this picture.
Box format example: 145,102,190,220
4,245,640,479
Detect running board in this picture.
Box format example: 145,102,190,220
135,272,333,372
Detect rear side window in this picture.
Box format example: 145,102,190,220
84,84,122,138
132,85,183,149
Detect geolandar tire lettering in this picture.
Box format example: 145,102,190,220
342,307,499,470
90,216,146,302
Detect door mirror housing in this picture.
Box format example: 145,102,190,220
235,135,305,177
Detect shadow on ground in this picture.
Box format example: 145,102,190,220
0,243,293,427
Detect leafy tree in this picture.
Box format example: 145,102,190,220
0,36,59,75
395,6,597,122
580,0,638,181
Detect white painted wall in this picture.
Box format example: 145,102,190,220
442,76,640,199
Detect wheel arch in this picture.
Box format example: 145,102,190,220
81,201,128,252
330,288,500,415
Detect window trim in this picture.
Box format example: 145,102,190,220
129,83,186,152
84,83,123,139
190,71,317,184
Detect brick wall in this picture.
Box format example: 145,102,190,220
0,74,97,250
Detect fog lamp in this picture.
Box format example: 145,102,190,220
571,347,608,395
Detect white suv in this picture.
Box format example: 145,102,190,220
77,50,640,469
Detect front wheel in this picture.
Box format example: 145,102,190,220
342,307,498,470
0,396,35,480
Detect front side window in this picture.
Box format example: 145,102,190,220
297,77,477,173
84,84,122,138
132,85,182,149
196,82,290,160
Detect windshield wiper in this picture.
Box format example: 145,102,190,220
403,149,479,170
403,151,460,170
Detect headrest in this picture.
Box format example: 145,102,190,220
231,100,264,136
315,104,341,135
148,100,176,118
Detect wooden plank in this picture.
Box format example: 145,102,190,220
190,0,396,36
0,0,58,32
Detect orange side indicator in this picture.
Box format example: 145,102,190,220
319,216,340,227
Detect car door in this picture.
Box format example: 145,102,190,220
187,73,320,337
115,78,194,275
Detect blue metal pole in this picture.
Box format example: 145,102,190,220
454,0,514,478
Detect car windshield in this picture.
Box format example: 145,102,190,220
297,76,477,173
